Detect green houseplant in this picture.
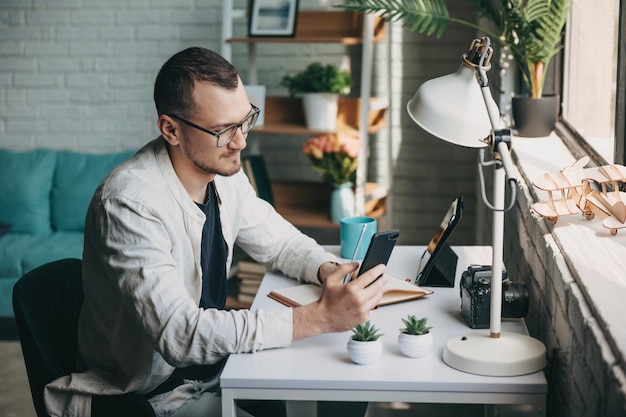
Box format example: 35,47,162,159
281,62,353,131
397,315,434,358
347,321,384,364
400,315,432,335
340,0,572,136
281,62,352,96
351,320,385,341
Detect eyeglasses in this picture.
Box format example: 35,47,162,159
167,103,260,147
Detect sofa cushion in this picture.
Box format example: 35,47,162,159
0,232,83,277
0,149,56,235
51,150,135,232
0,232,83,317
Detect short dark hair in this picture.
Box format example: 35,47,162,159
153,47,239,117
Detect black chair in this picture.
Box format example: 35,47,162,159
12,258,155,417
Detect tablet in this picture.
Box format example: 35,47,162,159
415,196,463,287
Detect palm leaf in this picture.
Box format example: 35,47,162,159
525,0,550,22
342,0,451,38
339,0,571,97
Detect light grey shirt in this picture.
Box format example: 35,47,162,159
44,137,336,417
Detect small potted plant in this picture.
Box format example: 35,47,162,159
347,320,384,365
281,62,352,131
397,315,433,358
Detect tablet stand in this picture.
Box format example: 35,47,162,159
418,243,458,287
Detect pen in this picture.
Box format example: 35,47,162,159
344,224,368,284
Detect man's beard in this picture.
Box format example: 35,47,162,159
182,142,241,177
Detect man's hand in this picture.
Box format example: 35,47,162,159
316,261,340,284
292,262,387,340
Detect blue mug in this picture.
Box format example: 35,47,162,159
340,216,377,260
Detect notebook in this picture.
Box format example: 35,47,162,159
268,273,433,308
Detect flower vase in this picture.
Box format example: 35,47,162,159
330,183,355,223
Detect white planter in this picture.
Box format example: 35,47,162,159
347,338,383,365
330,183,356,223
302,92,339,131
397,332,434,358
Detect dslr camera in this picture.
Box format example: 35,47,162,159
460,265,529,329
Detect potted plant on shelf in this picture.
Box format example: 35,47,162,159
397,315,433,358
340,0,572,137
302,132,361,222
347,320,384,365
281,62,352,131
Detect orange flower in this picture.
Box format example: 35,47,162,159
339,132,360,158
302,133,360,186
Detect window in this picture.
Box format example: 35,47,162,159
561,0,621,164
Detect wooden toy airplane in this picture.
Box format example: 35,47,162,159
532,156,626,235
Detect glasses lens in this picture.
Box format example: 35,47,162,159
241,110,259,134
216,126,236,147
216,108,260,147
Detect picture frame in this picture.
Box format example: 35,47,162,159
248,0,299,37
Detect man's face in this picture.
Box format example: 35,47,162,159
176,80,251,178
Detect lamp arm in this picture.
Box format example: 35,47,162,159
477,150,517,212
477,83,518,212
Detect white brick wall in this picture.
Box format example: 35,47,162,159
0,0,220,151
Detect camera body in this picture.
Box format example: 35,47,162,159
460,265,529,329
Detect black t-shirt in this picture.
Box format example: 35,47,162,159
196,181,228,309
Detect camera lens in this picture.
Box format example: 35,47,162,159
501,281,529,318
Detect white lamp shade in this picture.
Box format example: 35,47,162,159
407,64,490,148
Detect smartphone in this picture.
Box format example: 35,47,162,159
357,229,400,277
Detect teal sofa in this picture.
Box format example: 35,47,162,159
0,148,135,320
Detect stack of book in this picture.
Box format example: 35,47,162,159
236,261,267,305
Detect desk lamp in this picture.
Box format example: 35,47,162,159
408,37,547,376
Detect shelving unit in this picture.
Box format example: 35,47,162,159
227,9,385,45
220,3,388,229
252,96,388,136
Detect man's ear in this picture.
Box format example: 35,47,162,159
158,114,180,145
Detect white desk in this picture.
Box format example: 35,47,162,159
220,246,547,417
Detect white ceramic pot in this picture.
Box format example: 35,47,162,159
397,332,434,358
330,183,356,223
301,92,339,131
347,338,383,365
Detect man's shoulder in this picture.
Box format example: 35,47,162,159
100,140,165,200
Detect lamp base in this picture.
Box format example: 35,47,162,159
443,332,547,376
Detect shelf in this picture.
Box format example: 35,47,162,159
222,5,388,222
253,96,388,136
227,10,385,45
272,180,387,229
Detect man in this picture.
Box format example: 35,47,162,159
44,47,387,417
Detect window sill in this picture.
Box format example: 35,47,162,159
512,132,626,361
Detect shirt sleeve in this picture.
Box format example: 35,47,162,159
219,172,338,285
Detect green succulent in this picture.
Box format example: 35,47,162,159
350,320,384,341
399,315,432,335
281,62,352,96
